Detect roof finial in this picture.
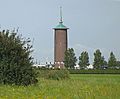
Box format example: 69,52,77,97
60,6,63,23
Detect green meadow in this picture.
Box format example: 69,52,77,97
0,74,120,99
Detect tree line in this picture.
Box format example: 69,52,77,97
64,48,120,69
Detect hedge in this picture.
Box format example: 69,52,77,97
68,69,120,74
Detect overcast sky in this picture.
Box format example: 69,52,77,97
0,0,120,64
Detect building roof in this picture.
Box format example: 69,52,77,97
54,22,68,29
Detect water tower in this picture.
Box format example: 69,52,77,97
53,7,69,68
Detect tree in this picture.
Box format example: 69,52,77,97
100,56,108,69
0,30,37,86
108,52,117,68
93,49,105,69
64,48,77,69
116,61,120,66
116,61,120,68
78,51,89,69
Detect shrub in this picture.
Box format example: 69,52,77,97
38,69,70,80
0,30,38,86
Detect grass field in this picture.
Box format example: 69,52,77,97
0,74,120,99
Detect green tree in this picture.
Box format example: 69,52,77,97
64,48,77,69
101,56,108,68
93,49,105,69
0,30,37,86
78,51,89,69
116,61,120,68
108,52,117,68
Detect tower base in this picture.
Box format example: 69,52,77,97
54,62,65,69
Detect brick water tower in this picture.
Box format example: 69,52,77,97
53,7,69,68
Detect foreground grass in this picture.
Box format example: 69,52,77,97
0,74,120,99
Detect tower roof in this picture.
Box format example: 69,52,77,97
54,22,68,29
54,7,68,30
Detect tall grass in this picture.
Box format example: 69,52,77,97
0,74,120,99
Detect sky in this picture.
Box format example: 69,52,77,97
0,0,120,64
